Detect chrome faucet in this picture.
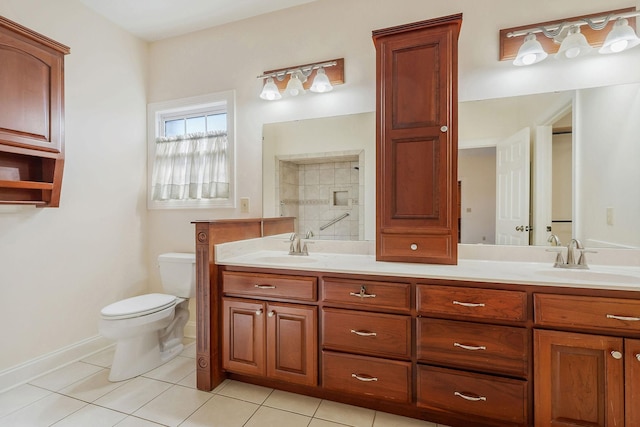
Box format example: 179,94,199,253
547,234,561,246
288,233,310,256
547,238,595,269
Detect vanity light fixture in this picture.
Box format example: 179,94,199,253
500,8,640,66
257,58,344,100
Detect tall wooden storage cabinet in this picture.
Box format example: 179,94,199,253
0,16,69,207
373,14,461,264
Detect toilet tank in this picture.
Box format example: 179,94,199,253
158,253,196,298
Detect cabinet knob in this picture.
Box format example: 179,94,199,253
440,125,448,132
255,309,263,316
268,310,275,317
636,353,640,362
611,350,623,360
410,243,418,251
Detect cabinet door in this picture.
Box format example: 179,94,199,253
373,15,461,265
534,329,623,426
222,299,265,377
266,302,317,386
626,338,640,426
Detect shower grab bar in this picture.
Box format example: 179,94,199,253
320,212,350,231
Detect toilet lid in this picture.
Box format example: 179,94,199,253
101,293,177,319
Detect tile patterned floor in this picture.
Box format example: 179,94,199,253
0,342,451,427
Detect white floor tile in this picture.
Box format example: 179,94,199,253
244,405,311,427
0,383,51,418
115,416,166,426
51,404,127,426
263,389,321,416
81,347,115,368
94,377,171,414
373,411,438,427
180,342,196,358
216,380,272,404
142,356,194,383
177,370,197,388
59,369,128,402
29,362,103,391
0,393,86,427
308,419,350,427
133,384,212,427
180,394,258,427
314,400,375,427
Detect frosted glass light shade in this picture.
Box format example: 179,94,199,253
285,73,305,96
599,18,640,54
259,78,282,101
513,33,548,66
310,68,333,93
556,26,592,59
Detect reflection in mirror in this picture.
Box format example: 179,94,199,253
262,83,640,248
262,113,375,240
459,82,640,249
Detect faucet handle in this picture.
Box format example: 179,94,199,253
546,248,564,267
577,249,597,267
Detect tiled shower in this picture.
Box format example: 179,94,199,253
276,152,364,240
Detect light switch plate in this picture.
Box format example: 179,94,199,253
240,197,250,213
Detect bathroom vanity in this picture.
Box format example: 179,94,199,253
208,239,640,427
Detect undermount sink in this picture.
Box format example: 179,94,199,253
253,255,319,264
536,269,640,285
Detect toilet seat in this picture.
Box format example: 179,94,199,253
101,293,177,320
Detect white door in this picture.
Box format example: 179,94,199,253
496,127,530,245
533,125,553,246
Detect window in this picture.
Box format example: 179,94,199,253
147,91,235,209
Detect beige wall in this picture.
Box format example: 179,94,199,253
0,0,148,370
2,0,640,374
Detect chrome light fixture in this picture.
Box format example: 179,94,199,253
257,58,344,101
514,33,548,66
556,26,592,59
502,8,640,66
599,18,640,54
310,68,333,93
259,77,282,101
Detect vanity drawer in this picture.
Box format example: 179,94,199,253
322,351,411,403
321,278,410,312
417,365,528,425
417,318,528,377
535,293,640,333
417,285,527,323
222,271,317,302
322,308,411,359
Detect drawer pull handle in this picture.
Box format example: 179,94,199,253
453,301,485,308
606,314,640,322
351,373,378,382
254,284,276,289
350,329,377,337
454,342,486,351
349,285,376,298
454,391,487,402
611,350,623,360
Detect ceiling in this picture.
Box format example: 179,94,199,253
79,0,318,41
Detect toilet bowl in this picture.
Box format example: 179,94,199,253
99,253,196,382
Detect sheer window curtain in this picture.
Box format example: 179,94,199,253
151,131,229,201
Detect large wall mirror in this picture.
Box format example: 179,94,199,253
263,82,640,248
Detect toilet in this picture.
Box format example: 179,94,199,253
99,252,196,382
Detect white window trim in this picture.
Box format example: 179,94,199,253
147,90,236,210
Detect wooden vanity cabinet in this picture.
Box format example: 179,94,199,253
222,271,317,387
0,16,69,207
320,277,412,403
416,284,530,426
534,293,640,426
373,14,461,264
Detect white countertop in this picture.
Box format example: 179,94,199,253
215,237,640,292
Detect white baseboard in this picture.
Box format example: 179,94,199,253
184,320,196,339
0,335,113,393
